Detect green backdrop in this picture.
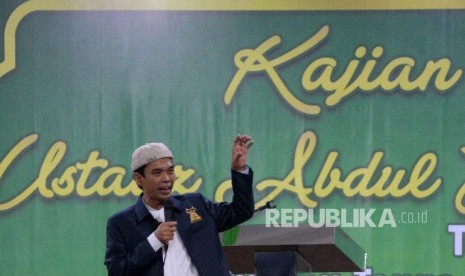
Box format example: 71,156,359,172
1,1,464,275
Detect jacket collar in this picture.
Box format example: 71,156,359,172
170,196,183,211
135,195,150,224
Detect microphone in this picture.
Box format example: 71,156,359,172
254,200,277,213
164,199,174,222
163,199,174,253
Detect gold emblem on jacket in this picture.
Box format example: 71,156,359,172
186,207,202,224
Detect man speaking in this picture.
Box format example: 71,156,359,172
104,135,255,275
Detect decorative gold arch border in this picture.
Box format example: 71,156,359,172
1,0,465,79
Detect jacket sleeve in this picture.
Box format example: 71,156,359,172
104,217,163,276
203,168,255,232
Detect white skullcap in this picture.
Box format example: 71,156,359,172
131,143,173,171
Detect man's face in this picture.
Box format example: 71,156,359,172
135,158,176,204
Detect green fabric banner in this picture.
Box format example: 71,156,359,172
1,1,464,275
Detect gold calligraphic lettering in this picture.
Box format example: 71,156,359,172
51,166,76,197
76,151,110,197
0,134,39,211
216,130,442,208
0,134,203,211
254,131,316,207
173,166,202,194
316,152,441,199
456,183,465,215
225,26,462,115
36,141,67,198
0,133,444,212
224,25,328,115
455,147,465,215
303,46,462,106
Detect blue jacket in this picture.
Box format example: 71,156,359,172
104,169,254,276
